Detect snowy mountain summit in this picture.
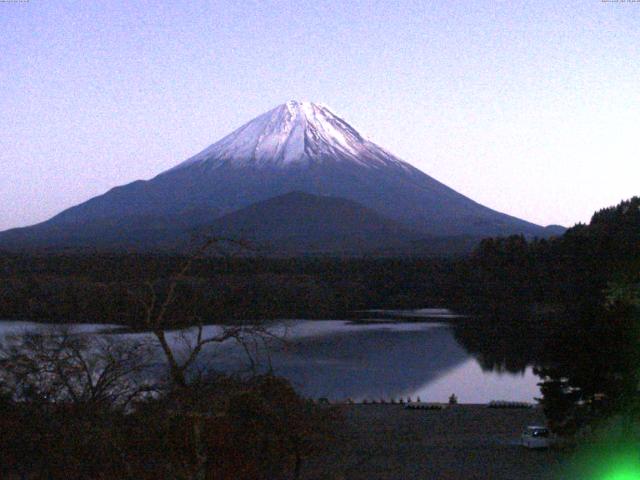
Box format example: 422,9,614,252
174,100,408,170
0,100,559,253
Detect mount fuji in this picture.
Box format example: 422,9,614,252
0,101,562,254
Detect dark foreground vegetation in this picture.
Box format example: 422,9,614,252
0,328,338,479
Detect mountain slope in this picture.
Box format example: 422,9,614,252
197,191,421,255
0,207,221,251
0,100,560,252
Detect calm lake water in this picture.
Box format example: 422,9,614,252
0,311,541,404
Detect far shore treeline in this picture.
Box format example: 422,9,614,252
0,198,638,327
0,254,468,326
0,198,638,330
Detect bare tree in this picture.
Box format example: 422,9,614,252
128,237,282,389
0,327,155,411
123,237,290,480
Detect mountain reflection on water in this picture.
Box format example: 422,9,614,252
242,322,467,401
208,318,542,403
0,312,544,403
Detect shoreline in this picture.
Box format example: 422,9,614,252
302,404,561,479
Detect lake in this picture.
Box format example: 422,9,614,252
0,311,542,404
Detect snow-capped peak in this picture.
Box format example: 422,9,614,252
172,101,411,171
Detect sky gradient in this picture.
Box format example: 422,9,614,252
1,0,638,231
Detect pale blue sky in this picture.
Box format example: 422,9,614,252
1,0,638,230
